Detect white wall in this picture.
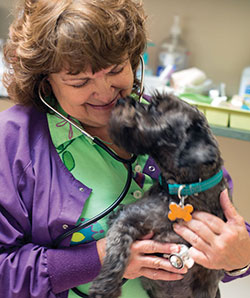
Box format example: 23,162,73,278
0,1,14,39
143,0,250,96
217,136,250,222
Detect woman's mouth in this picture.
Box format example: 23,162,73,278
86,95,119,110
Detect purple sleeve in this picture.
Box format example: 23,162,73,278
0,108,101,298
0,114,53,298
46,242,101,294
0,239,101,298
0,245,55,298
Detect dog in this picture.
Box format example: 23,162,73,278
89,93,230,298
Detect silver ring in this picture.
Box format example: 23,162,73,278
178,185,186,199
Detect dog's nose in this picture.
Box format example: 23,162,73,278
116,96,138,108
116,97,126,106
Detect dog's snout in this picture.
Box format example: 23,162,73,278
116,96,138,109
116,97,126,107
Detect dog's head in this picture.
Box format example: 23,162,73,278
109,93,222,175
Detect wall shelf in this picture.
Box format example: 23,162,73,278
211,126,250,142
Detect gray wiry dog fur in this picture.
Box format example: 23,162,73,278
89,93,230,298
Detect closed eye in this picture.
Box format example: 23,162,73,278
108,66,124,75
109,59,128,75
71,79,90,88
70,61,126,88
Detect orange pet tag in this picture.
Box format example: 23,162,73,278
168,202,194,222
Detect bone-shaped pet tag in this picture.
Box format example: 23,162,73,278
168,202,194,222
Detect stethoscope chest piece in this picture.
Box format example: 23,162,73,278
168,244,194,269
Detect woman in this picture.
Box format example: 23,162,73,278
0,0,249,297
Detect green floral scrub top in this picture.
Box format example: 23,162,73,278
47,103,155,298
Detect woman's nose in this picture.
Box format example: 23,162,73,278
92,76,115,102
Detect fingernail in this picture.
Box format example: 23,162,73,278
170,244,180,253
173,223,180,230
222,188,228,195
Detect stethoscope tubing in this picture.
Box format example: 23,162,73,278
52,152,136,248
38,55,145,297
39,90,139,248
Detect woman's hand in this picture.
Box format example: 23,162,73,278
173,189,250,272
97,233,188,281
123,235,187,280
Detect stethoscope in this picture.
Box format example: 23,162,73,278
38,56,145,297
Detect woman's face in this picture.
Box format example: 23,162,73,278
48,59,134,132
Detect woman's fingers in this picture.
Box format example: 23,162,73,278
132,239,180,255
187,246,213,268
220,189,241,223
173,190,250,271
191,211,224,235
173,221,209,250
124,239,188,280
138,254,188,274
173,213,223,248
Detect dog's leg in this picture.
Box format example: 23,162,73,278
89,208,150,298
193,285,222,298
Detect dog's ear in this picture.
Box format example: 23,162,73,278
177,118,220,168
109,95,185,156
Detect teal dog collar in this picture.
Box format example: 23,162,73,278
159,169,223,197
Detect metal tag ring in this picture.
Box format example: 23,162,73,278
178,185,188,199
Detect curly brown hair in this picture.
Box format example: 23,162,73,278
3,0,147,112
